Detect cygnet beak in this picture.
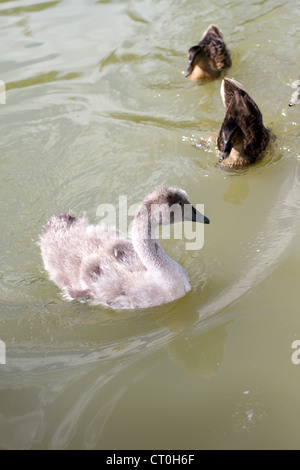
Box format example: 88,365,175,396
185,205,210,224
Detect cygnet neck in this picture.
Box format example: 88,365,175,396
131,205,191,293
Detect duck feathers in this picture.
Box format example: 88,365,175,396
217,78,270,166
186,25,231,80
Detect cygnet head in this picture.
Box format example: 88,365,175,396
136,187,210,229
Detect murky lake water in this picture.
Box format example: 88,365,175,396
0,0,300,450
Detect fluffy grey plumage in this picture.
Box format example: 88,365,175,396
39,187,209,310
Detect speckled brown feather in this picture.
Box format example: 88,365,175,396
186,25,231,80
200,25,232,72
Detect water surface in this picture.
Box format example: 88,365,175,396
0,0,300,449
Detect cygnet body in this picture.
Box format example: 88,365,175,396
40,187,210,309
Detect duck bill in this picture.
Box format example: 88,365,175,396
219,139,232,160
220,152,229,160
185,61,193,77
184,205,210,224
289,90,300,107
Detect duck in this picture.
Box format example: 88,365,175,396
217,78,270,167
289,76,300,106
185,24,231,81
39,187,210,310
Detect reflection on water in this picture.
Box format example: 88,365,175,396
1,0,300,450
166,323,229,378
223,176,250,205
0,321,229,449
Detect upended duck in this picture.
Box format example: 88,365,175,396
40,187,210,310
289,76,300,106
185,24,231,81
217,78,270,167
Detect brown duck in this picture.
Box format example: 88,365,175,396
217,78,270,167
185,24,231,81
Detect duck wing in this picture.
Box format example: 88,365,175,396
218,87,269,161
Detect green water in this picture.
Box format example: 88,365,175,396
0,0,300,449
